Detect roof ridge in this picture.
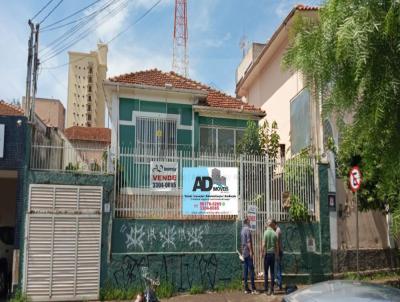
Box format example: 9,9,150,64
106,69,264,114
295,4,320,10
0,100,24,114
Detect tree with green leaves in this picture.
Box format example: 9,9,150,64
283,0,400,235
237,120,280,159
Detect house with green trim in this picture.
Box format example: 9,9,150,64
104,69,265,155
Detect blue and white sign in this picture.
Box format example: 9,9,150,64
182,167,238,216
0,124,4,158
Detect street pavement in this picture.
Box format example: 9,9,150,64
162,291,285,302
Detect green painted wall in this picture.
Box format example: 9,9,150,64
118,98,251,151
277,222,331,282
105,219,241,291
119,98,192,126
120,125,135,146
194,112,200,150
198,116,248,128
112,220,237,253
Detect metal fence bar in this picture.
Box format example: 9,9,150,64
30,144,111,174
114,146,316,224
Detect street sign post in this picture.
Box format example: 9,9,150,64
349,166,362,279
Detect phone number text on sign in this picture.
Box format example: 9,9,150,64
150,161,178,191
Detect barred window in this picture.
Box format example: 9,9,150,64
135,117,177,153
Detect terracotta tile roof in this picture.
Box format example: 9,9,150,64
0,100,24,116
296,4,320,11
109,69,264,114
64,126,111,144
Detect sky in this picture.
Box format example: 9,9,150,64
0,0,322,107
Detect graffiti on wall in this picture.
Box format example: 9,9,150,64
111,253,237,291
119,223,210,251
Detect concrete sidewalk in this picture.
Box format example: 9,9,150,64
162,291,284,302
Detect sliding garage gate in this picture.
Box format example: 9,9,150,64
24,185,103,301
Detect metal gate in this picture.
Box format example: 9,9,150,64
241,156,316,275
24,184,103,301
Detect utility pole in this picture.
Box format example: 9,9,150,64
25,20,40,123
25,20,34,118
30,23,40,123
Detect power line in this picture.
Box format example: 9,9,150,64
108,0,162,44
40,0,129,63
39,0,121,56
41,0,103,31
42,0,163,70
39,0,64,24
31,0,56,20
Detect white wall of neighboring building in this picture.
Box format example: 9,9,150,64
236,8,392,257
238,34,304,156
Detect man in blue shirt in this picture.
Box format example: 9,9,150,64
241,217,257,294
272,219,283,291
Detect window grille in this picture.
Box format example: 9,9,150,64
135,116,177,154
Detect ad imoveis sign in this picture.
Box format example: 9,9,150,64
182,167,238,215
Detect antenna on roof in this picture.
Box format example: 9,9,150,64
239,34,249,58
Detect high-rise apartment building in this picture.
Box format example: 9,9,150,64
66,43,108,128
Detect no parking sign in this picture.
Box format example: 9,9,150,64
349,166,362,192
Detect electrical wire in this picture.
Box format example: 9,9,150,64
40,0,129,63
31,0,56,21
39,0,122,57
39,0,64,24
41,0,163,70
108,0,162,44
41,0,104,31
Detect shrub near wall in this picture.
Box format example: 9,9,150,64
105,219,242,292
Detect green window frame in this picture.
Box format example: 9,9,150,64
199,126,245,154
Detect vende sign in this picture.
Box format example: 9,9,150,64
0,124,4,158
150,161,178,191
182,167,238,216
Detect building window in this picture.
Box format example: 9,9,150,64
88,66,93,74
136,117,177,152
87,104,91,111
88,76,92,83
88,85,92,92
200,128,216,153
200,127,245,154
280,144,286,162
290,88,311,155
88,114,92,121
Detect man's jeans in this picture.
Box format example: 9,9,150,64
264,253,275,291
243,256,256,291
276,251,283,289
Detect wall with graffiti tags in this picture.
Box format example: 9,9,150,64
113,220,237,253
101,164,333,289
104,219,241,291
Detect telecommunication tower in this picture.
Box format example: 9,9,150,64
172,0,188,77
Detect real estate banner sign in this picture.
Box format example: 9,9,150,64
150,161,178,191
182,167,238,215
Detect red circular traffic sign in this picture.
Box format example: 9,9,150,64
349,166,362,192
